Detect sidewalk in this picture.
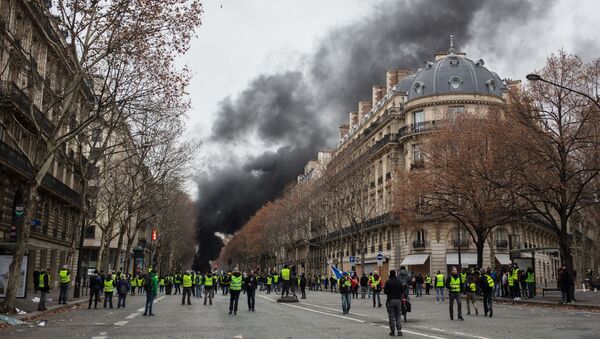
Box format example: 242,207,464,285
490,289,600,310
1,289,89,325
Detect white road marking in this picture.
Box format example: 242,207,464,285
380,325,447,339
91,337,107,339
100,332,107,335
137,307,145,312
114,320,128,326
412,325,492,339
300,301,367,317
125,313,139,320
92,323,106,325
280,302,365,323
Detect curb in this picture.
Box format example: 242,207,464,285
477,297,600,311
14,298,88,321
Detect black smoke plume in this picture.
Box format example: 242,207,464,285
194,0,554,271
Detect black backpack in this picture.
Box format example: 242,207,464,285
144,274,153,291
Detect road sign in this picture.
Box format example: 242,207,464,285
349,256,355,263
15,206,24,217
376,253,384,266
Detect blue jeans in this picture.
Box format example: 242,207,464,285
196,285,202,298
416,284,422,297
145,291,155,314
341,293,351,313
436,287,444,302
493,283,501,297
372,291,381,306
527,283,534,298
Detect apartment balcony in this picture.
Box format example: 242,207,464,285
398,120,443,140
451,239,470,247
412,240,426,249
496,240,509,248
0,81,55,135
369,133,399,156
0,139,81,207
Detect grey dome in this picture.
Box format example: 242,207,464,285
404,54,506,101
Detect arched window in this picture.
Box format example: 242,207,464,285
413,229,426,248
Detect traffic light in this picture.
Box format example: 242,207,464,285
9,225,17,241
151,228,158,241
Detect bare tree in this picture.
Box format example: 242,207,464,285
501,51,600,295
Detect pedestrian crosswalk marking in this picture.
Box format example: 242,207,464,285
114,320,128,326
379,326,446,339
280,302,365,323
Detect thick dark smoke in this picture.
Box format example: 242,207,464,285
193,0,555,271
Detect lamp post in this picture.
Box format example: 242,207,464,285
526,73,600,110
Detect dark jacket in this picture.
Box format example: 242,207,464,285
38,272,50,292
397,269,411,287
299,275,307,287
116,277,131,295
89,274,103,291
384,276,408,300
479,275,493,294
244,275,258,290
360,275,369,287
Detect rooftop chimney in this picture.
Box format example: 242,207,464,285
386,70,399,94
358,101,372,121
339,123,349,139
348,111,358,130
372,85,385,105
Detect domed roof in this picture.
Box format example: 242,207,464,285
393,37,507,101
403,53,506,101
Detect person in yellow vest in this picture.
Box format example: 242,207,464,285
203,271,214,305
195,272,203,299
273,272,280,293
511,263,521,300
37,268,50,311
425,273,432,295
130,274,137,296
480,268,495,317
435,270,445,303
525,267,535,298
281,265,291,297
508,269,515,298
137,275,145,295
339,272,353,314
446,266,464,320
465,273,478,316
58,265,71,305
182,270,193,305
371,272,382,308
159,276,165,294
191,271,197,298
229,268,243,315
266,274,273,294
103,272,116,309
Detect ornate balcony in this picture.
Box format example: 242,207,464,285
398,120,443,140
496,240,509,248
0,81,55,135
412,240,426,249
452,239,470,247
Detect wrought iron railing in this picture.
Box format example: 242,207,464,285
0,81,55,135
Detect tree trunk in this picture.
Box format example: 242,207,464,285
124,235,135,275
558,231,576,301
2,184,39,313
112,224,126,272
97,220,113,273
476,238,485,269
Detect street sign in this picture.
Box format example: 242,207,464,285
349,256,355,263
15,206,24,217
376,253,384,266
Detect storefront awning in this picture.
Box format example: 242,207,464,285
495,254,511,265
446,253,478,265
401,254,430,266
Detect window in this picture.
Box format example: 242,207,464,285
449,76,462,90
413,82,424,95
496,228,508,241
486,79,496,93
413,229,426,248
448,106,465,120
413,144,423,164
85,225,95,239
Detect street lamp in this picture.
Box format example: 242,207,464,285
526,73,600,110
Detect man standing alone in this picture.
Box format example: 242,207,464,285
143,269,158,316
339,272,352,314
245,270,257,311
384,270,406,336
37,268,50,311
446,266,463,321
58,265,70,304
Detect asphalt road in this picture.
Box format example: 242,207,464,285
2,289,600,338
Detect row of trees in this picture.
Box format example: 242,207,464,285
1,0,202,313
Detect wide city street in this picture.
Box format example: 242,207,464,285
2,289,600,339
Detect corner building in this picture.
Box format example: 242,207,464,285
301,43,566,287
